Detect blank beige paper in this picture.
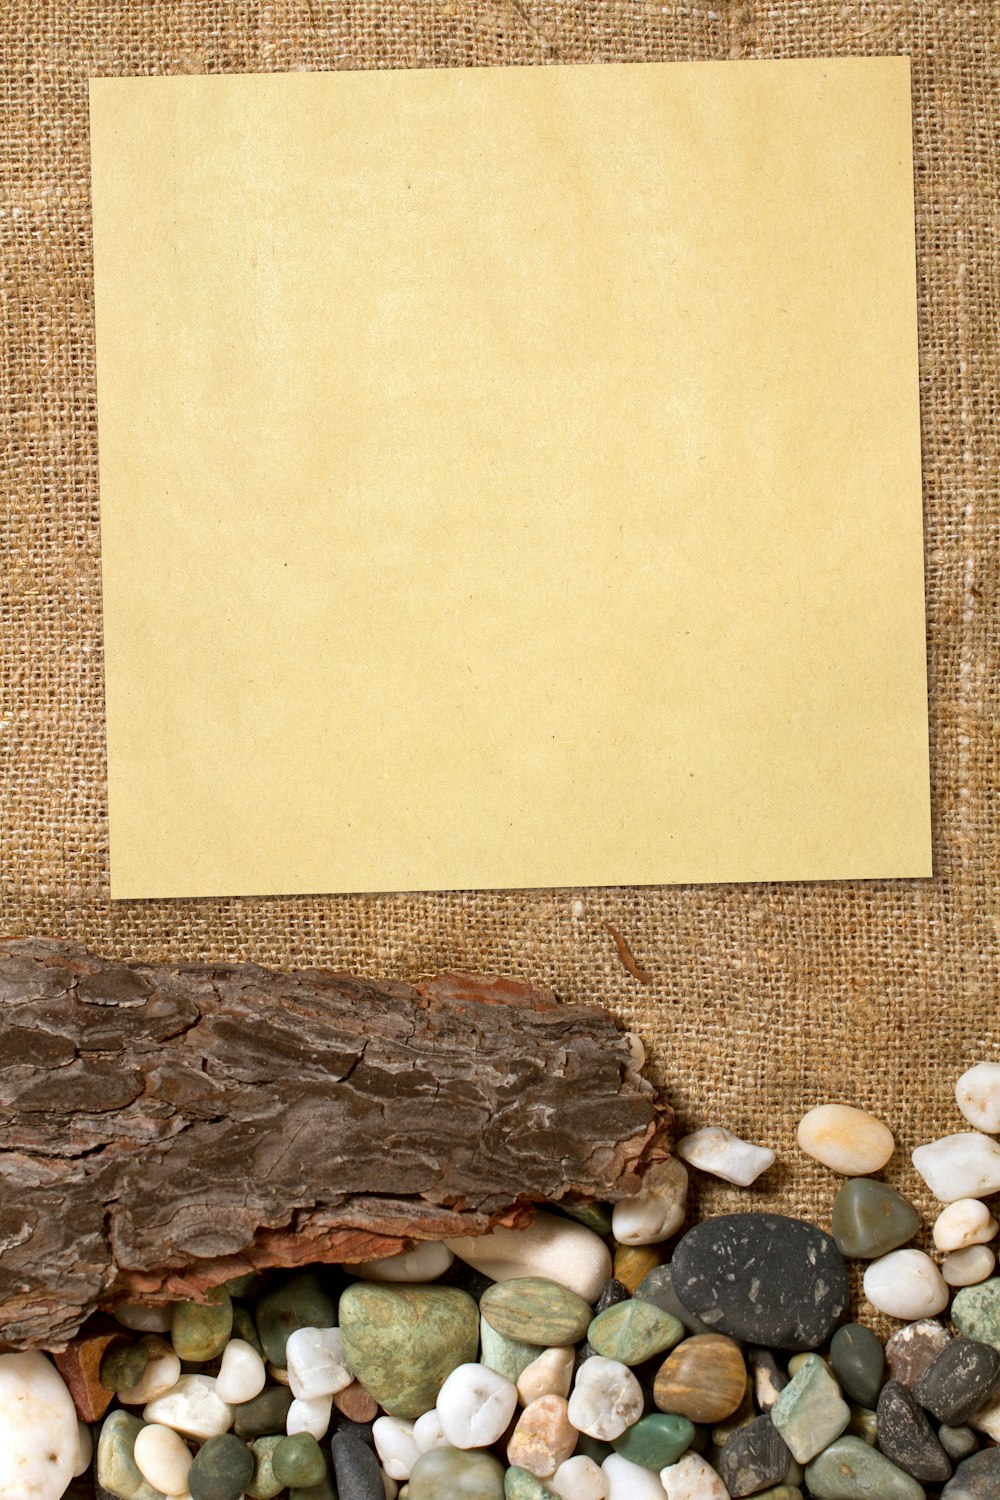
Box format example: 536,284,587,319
89,58,930,899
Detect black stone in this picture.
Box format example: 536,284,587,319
830,1322,886,1409
233,1383,294,1439
748,1348,787,1412
330,1431,384,1500
594,1277,631,1315
669,1213,849,1351
942,1448,1000,1499
188,1435,255,1500
876,1379,952,1484
634,1264,716,1337
717,1414,791,1497
328,1411,377,1449
939,1426,980,1462
914,1338,1000,1427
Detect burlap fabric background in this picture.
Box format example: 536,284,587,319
2,1,998,1298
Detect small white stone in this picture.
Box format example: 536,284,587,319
133,1422,194,1495
660,1452,729,1499
942,1244,997,1286
117,1335,182,1405
933,1198,999,1252
956,1062,1000,1133
970,1388,1000,1442
286,1394,332,1440
796,1104,894,1175
143,1374,234,1440
215,1339,267,1404
567,1357,643,1442
73,1421,93,1479
517,1347,575,1405
113,1301,174,1333
373,1416,420,1480
602,1452,667,1498
912,1133,1000,1202
611,1158,688,1246
446,1211,612,1303
550,1454,608,1499
285,1326,353,1399
863,1249,949,1320
675,1127,775,1187
354,1242,454,1283
412,1408,448,1454
436,1363,518,1449
624,1033,646,1069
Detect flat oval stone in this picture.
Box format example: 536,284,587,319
770,1353,850,1464
97,1408,166,1500
914,1339,1000,1426
937,1426,979,1463
831,1179,921,1259
613,1412,694,1471
330,1430,384,1500
796,1104,894,1175
876,1380,951,1484
951,1278,1000,1350
338,1283,479,1419
255,1275,336,1367
233,1383,293,1439
408,1444,505,1500
246,1436,284,1500
133,1423,193,1497
804,1435,925,1500
481,1278,592,1347
653,1334,747,1424
718,1414,791,1498
830,1324,885,1409
188,1434,255,1500
354,1242,454,1283
171,1290,233,1362
587,1300,683,1366
670,1214,849,1350
885,1320,951,1387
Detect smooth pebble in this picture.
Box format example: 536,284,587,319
215,1340,267,1405
134,1423,194,1495
74,1420,94,1479
934,1199,1000,1252
567,1357,643,1442
863,1248,949,1319
407,1444,505,1499
611,1159,688,1246
285,1327,353,1400
355,1244,454,1283
436,1363,519,1449
796,1104,894,1175
517,1348,575,1406
0,1352,81,1500
446,1212,612,1304
601,1453,667,1499
286,1394,331,1440
117,1337,183,1406
114,1303,174,1334
549,1454,607,1499
412,1408,449,1454
912,1134,1000,1202
956,1062,1000,1133
944,1245,997,1286
373,1416,421,1481
675,1128,775,1187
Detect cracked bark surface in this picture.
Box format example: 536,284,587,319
0,938,671,1350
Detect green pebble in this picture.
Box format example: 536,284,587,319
613,1412,695,1470
504,1467,558,1499
804,1436,925,1499
588,1299,684,1366
847,1405,878,1446
408,1445,505,1499
829,1324,885,1409
479,1317,541,1383
100,1341,149,1393
771,1353,850,1465
557,1201,614,1235
97,1410,166,1500
223,1273,265,1300
188,1434,255,1500
339,1282,479,1419
172,1287,233,1362
231,1301,266,1358
787,1352,832,1377
951,1276,1000,1351
272,1434,327,1489
831,1178,921,1260
246,1437,284,1500
254,1272,336,1365
480,1277,592,1346
233,1384,294,1439
753,1490,803,1499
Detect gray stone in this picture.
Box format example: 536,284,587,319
942,1448,1000,1499
914,1339,1000,1427
938,1426,979,1463
876,1379,951,1484
805,1436,926,1500
718,1414,791,1497
830,1323,885,1409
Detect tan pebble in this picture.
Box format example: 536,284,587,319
942,1244,996,1286
266,1363,290,1386
932,1199,999,1253
117,1336,182,1406
507,1395,578,1479
517,1347,575,1406
613,1242,663,1292
796,1104,894,1175
653,1334,747,1424
333,1379,380,1423
970,1388,1000,1442
611,1158,688,1246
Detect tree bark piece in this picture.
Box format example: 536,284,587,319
0,939,671,1351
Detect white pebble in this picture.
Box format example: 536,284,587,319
446,1211,612,1303
567,1357,643,1442
354,1242,454,1282
956,1062,1000,1133
517,1346,575,1405
117,1335,182,1405
942,1244,996,1286
863,1249,949,1319
675,1127,775,1187
912,1133,1000,1202
285,1326,353,1399
796,1104,894,1175
215,1339,267,1404
133,1422,194,1495
611,1159,688,1246
287,1394,332,1439
660,1452,729,1499
933,1198,999,1252
113,1301,174,1333
436,1363,518,1449
144,1374,233,1440
602,1452,668,1498
412,1408,449,1453
550,1454,608,1499
73,1421,94,1479
373,1416,420,1480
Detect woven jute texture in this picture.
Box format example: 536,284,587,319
1,2,998,1276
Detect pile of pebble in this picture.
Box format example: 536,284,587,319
3,1061,1000,1500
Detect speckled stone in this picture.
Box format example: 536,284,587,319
804,1436,925,1500
669,1215,849,1351
653,1334,747,1424
914,1339,1000,1427
831,1180,921,1260
875,1380,951,1484
718,1415,792,1498
246,1437,284,1500
884,1320,951,1387
338,1283,479,1419
187,1435,254,1500
504,1467,558,1499
951,1278,1000,1352
612,1413,694,1471
408,1445,505,1500
254,1275,337,1367
942,1448,1000,1499
588,1300,683,1366
829,1324,885,1410
330,1430,385,1500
